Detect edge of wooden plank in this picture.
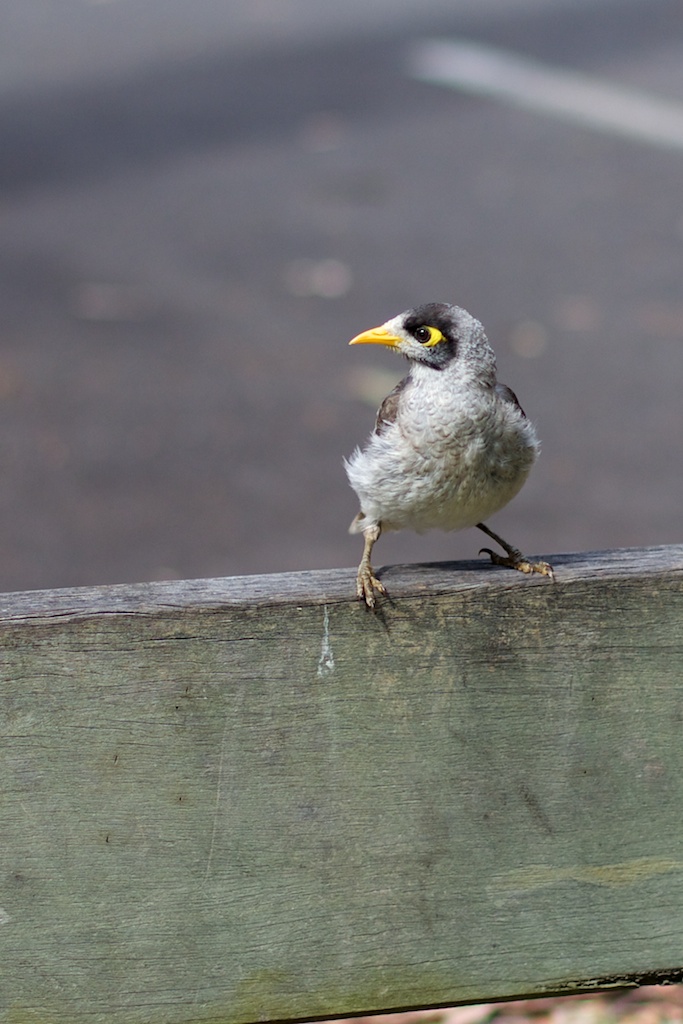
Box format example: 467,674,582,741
0,543,680,622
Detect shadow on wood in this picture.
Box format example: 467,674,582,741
0,544,682,1024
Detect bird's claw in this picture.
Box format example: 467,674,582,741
531,560,555,582
479,547,555,582
356,566,386,608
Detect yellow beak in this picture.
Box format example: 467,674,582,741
348,325,401,348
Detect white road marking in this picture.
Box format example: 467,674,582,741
410,38,683,150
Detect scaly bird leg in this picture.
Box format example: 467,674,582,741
356,524,386,608
476,522,555,581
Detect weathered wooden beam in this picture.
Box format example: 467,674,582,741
0,545,682,1024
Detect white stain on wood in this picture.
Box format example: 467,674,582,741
317,605,335,678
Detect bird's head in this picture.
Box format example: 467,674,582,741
349,302,495,376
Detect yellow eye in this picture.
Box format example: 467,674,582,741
413,325,445,347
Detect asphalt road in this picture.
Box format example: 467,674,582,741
0,0,682,592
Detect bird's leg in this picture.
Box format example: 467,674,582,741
476,522,554,581
356,523,386,608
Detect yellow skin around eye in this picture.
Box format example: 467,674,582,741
420,326,445,347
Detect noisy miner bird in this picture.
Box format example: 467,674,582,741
345,302,554,607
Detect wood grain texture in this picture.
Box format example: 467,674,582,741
0,545,682,1024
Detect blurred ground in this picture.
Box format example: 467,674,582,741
327,987,683,1024
0,0,681,592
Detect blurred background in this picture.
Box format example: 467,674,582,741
0,0,682,593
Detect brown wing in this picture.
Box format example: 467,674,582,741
374,375,410,435
495,382,527,418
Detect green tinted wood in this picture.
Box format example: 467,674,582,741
0,546,682,1023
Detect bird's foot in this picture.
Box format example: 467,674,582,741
476,522,554,581
479,546,555,581
356,563,386,608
